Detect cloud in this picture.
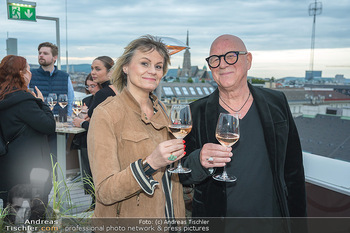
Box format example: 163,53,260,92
1,0,349,78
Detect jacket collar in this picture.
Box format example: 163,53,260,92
248,83,277,172
119,88,167,130
101,80,111,88
38,65,58,76
204,88,221,143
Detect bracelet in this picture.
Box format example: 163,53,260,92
142,159,156,177
79,121,85,127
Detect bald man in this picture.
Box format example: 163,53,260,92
181,34,306,220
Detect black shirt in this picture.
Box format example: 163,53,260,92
219,101,281,217
88,80,116,117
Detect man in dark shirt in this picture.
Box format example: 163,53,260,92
181,35,306,229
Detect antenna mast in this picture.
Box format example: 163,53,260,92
308,0,322,79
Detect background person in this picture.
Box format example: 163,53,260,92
87,56,117,118
29,42,74,117
72,73,101,129
0,55,55,207
29,42,74,159
181,34,306,220
72,73,101,209
87,35,185,219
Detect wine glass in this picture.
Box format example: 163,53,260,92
213,113,240,182
72,99,83,117
47,93,57,111
58,94,68,109
46,96,53,111
168,104,192,174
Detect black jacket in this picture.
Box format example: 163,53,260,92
181,83,307,218
87,81,116,118
0,90,55,204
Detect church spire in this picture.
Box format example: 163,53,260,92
186,30,189,46
180,30,191,77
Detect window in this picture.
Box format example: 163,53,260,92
196,87,203,95
203,87,210,95
209,87,215,93
189,87,196,95
182,87,189,95
163,87,174,96
174,87,182,96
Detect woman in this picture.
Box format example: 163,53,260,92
87,35,185,219
87,56,116,118
72,73,101,130
0,55,55,206
72,74,101,208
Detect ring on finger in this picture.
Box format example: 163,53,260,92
207,157,214,163
168,154,177,161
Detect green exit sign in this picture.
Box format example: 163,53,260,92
7,0,36,21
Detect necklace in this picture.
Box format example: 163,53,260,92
219,91,251,113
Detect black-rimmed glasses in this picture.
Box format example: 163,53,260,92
205,51,248,68
85,84,97,90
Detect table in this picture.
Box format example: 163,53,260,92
55,124,85,209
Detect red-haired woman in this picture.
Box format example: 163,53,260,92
0,55,55,207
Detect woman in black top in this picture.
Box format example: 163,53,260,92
72,74,101,208
72,56,115,209
87,56,116,117
0,55,55,206
72,74,101,130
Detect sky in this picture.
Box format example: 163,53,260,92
1,0,350,79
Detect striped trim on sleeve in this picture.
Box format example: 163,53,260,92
130,159,159,195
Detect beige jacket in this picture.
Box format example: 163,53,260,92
87,88,185,218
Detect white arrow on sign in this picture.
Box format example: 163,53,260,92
24,9,33,18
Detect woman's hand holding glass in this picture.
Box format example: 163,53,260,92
72,117,84,128
145,139,185,170
73,103,89,128
167,104,192,173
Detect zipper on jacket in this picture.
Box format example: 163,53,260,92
116,202,122,217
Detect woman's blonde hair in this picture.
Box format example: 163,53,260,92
110,35,170,93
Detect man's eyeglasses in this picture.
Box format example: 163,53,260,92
85,84,97,90
205,51,248,68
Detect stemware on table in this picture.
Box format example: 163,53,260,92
58,94,68,109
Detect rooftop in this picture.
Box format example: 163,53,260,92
295,114,350,162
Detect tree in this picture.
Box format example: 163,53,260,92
251,78,265,84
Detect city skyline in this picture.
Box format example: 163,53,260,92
1,0,350,79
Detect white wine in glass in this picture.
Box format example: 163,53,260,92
58,94,68,108
47,93,57,110
72,99,82,116
46,96,55,111
168,125,192,139
213,113,240,182
168,104,192,174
